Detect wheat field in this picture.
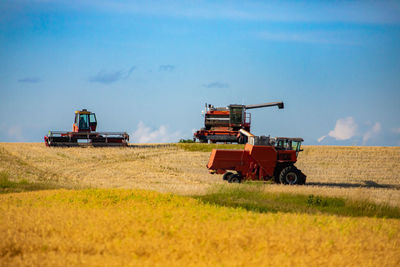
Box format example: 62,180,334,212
1,143,400,266
0,143,399,205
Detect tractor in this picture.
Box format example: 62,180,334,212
207,129,306,184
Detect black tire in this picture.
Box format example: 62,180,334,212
228,174,242,183
222,172,234,181
279,166,305,185
273,164,287,184
297,169,307,185
273,167,282,184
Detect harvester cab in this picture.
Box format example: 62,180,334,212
271,137,304,156
73,109,97,132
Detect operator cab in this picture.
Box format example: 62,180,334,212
274,137,304,156
73,109,97,132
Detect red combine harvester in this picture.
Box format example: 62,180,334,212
207,129,306,184
44,109,129,147
193,101,284,144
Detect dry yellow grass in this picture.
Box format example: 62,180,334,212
297,145,400,185
0,143,214,194
1,189,399,266
1,143,400,266
1,143,399,206
291,145,400,206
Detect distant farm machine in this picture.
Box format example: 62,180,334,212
194,102,284,144
207,129,306,185
44,109,129,147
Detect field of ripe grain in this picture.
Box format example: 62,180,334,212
1,143,400,266
0,143,399,205
1,189,400,266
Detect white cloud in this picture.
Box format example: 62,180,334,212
362,122,381,145
317,135,326,143
132,121,181,143
328,117,357,141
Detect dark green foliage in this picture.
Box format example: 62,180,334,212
195,185,400,219
0,171,58,193
178,139,195,143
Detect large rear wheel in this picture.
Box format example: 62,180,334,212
279,166,305,185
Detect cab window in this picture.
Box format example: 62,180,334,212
89,114,96,124
79,114,89,130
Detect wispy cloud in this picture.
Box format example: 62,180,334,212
317,135,327,143
3,1,399,25
18,77,41,83
89,66,135,84
132,121,181,143
362,122,381,145
257,30,360,45
202,82,229,89
159,65,175,72
89,70,123,84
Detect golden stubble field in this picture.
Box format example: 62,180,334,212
0,143,399,206
1,143,400,266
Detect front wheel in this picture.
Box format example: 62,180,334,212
228,174,242,183
279,166,305,185
223,172,234,181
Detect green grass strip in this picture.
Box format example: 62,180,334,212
195,185,400,219
0,171,59,193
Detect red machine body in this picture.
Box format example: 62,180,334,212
207,134,306,184
194,102,283,144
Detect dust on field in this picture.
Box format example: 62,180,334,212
0,143,399,206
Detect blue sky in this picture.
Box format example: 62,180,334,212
1,0,399,145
